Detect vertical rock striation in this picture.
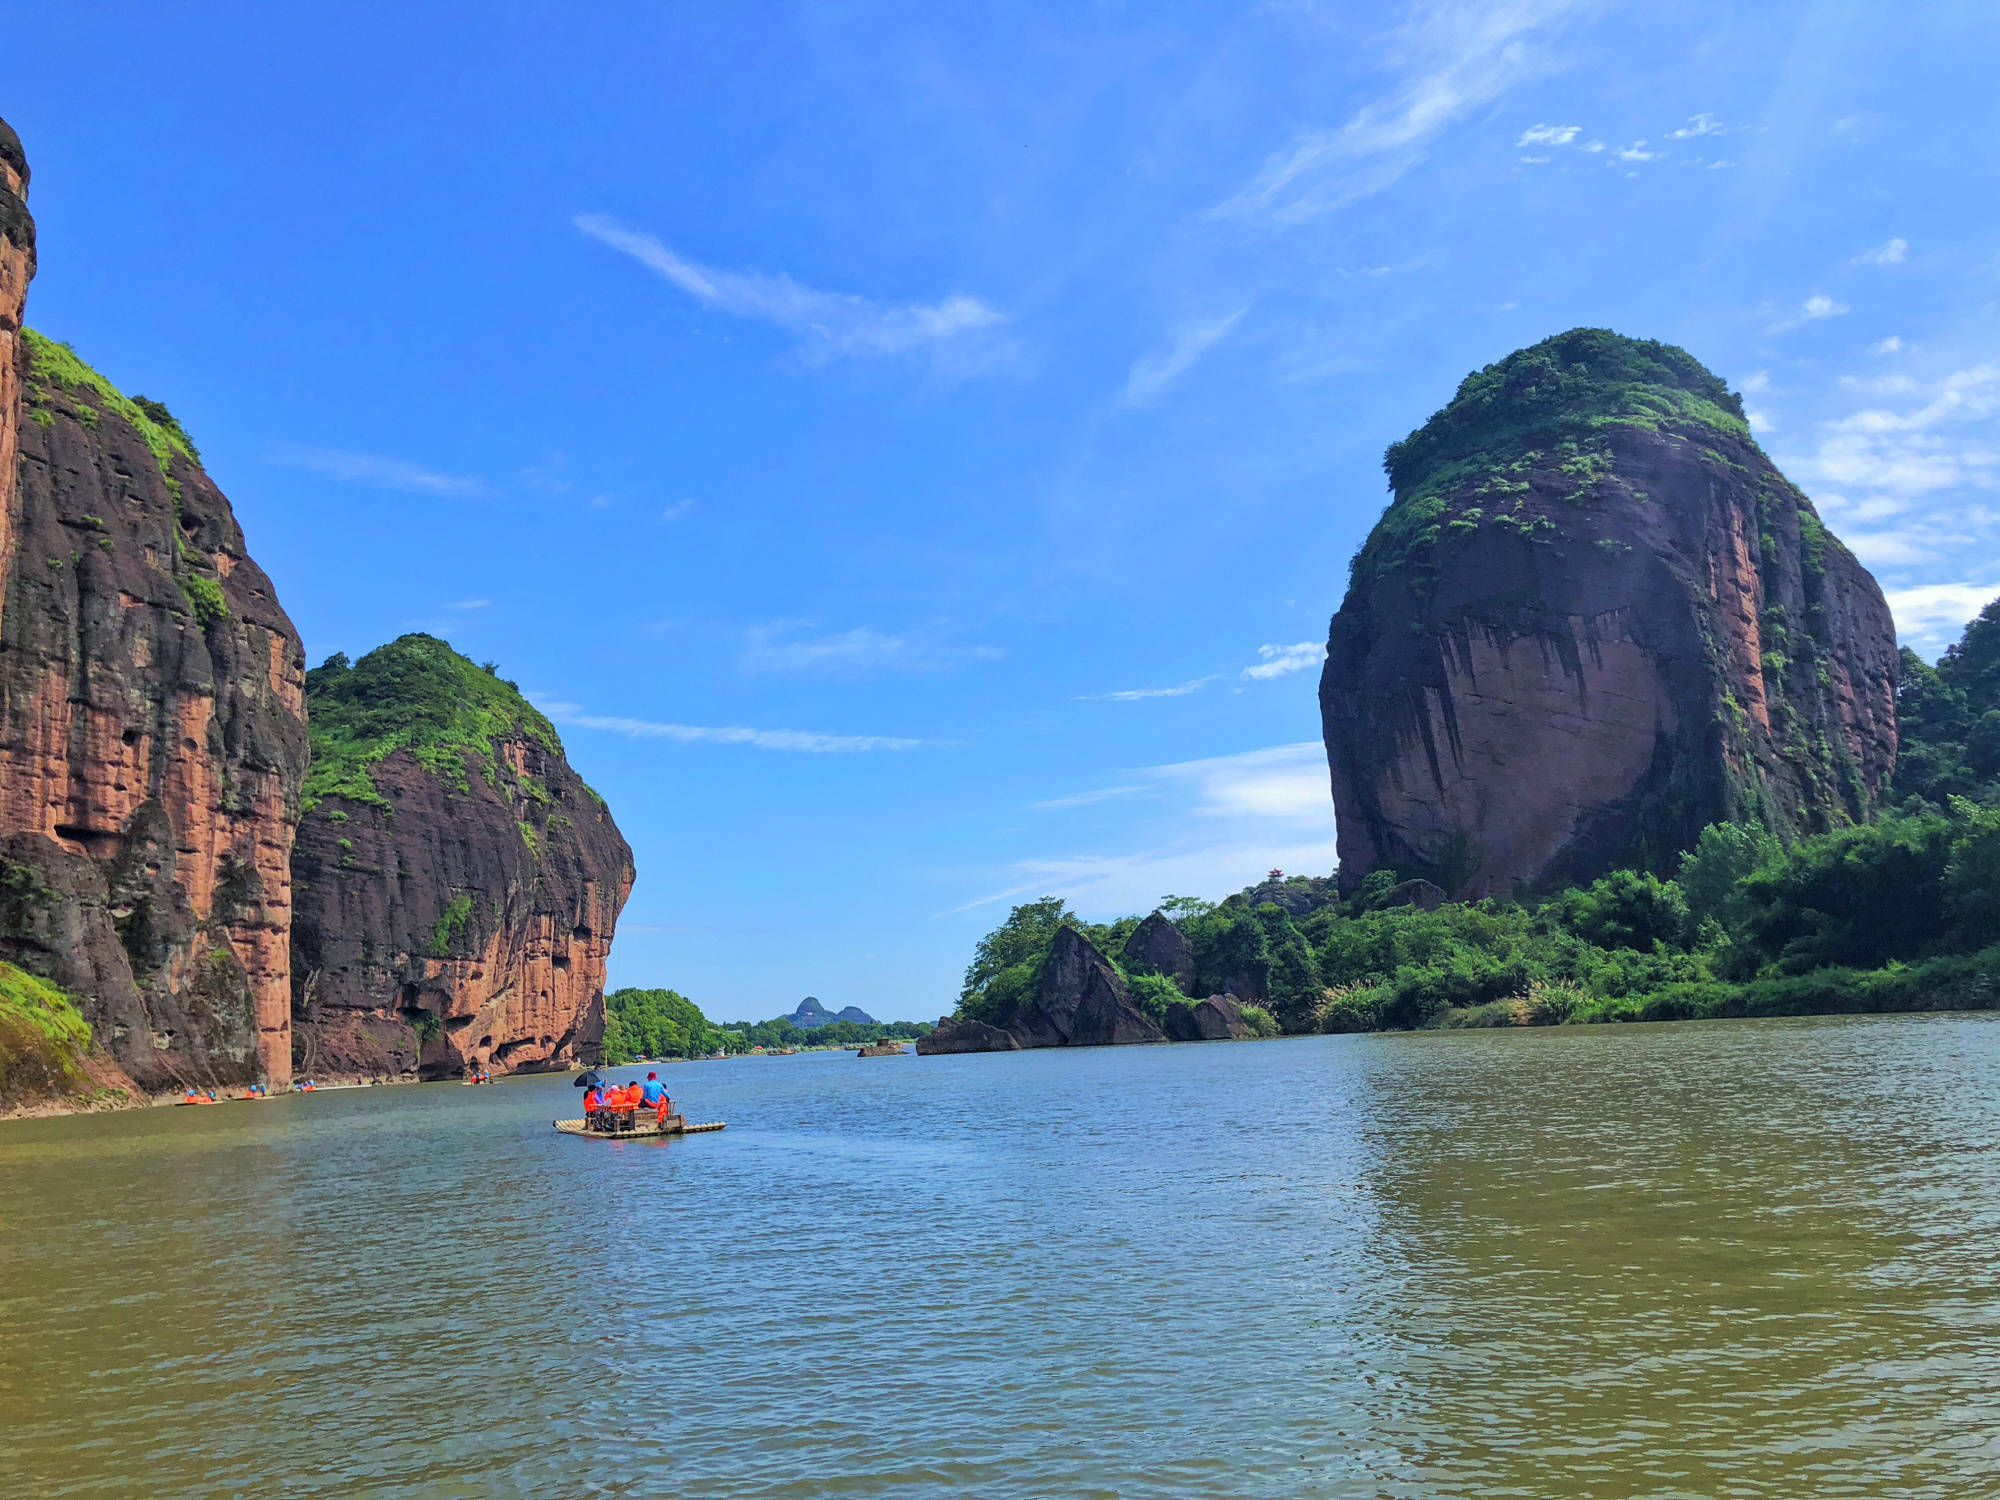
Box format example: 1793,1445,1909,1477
0,130,308,1092
1321,329,1899,898
289,635,633,1079
0,117,35,617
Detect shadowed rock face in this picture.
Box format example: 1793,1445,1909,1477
1162,994,1253,1042
916,927,1167,1054
288,636,633,1080
914,1016,1021,1054
1322,329,1899,899
0,210,308,1086
1122,912,1196,995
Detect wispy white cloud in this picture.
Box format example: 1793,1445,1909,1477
1517,123,1580,147
1886,582,2000,657
445,598,489,611
1854,236,1908,267
1668,113,1728,139
1078,677,1219,702
1874,335,1905,355
575,213,1011,371
1241,642,1324,679
1118,310,1248,407
658,499,695,523
1613,141,1660,164
741,622,1002,675
1785,365,2000,500
269,445,485,496
1209,0,1583,225
1770,294,1851,333
536,699,924,753
963,743,1337,916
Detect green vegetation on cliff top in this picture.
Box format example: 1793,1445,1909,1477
20,329,200,473
1385,328,1749,500
1356,328,1757,585
303,634,564,812
20,329,230,628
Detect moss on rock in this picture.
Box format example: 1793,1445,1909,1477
0,960,92,1103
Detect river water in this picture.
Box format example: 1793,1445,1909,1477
4,1015,1999,1497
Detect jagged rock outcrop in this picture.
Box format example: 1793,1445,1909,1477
1162,993,1254,1042
916,927,1166,1054
914,1015,1021,1054
0,120,309,1095
1122,912,1196,995
288,635,632,1080
1322,329,1899,898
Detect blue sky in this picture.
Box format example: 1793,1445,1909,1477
9,1,1998,1021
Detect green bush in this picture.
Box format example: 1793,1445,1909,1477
1125,971,1187,1026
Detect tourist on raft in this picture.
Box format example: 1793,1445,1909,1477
585,1077,674,1130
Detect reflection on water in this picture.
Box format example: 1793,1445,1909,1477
3,1014,1998,1496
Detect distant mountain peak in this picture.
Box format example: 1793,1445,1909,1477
785,996,875,1028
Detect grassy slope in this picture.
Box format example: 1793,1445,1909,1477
0,960,92,1104
1353,327,1755,587
302,634,568,811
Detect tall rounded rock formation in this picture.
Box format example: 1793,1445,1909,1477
289,635,633,1079
1320,329,1898,898
0,120,310,1090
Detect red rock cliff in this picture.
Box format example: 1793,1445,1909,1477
1321,330,1898,898
0,120,34,615
289,635,632,1080
0,120,308,1090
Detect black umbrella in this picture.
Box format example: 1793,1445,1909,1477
573,1069,604,1088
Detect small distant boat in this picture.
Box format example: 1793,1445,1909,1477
553,1115,726,1140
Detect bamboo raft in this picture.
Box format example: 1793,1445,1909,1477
553,1116,726,1140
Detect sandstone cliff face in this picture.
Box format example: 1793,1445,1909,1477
0,328,308,1089
1321,329,1899,898
917,926,1165,1054
289,635,632,1080
0,120,34,617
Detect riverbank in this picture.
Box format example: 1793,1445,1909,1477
0,1066,460,1123
1332,941,2000,1033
